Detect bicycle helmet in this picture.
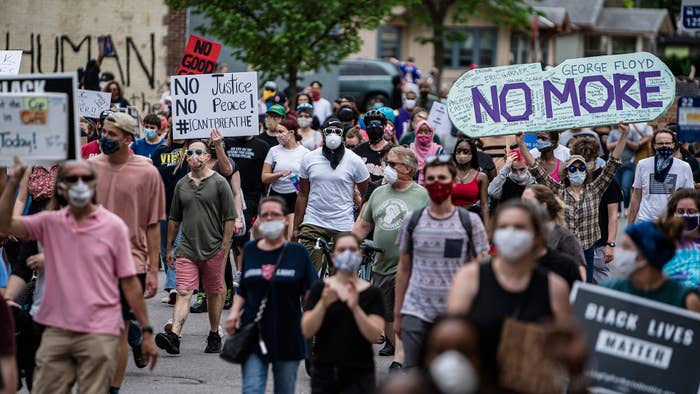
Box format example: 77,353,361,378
364,109,387,126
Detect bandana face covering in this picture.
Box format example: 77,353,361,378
654,146,674,183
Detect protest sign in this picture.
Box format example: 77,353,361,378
177,35,222,75
0,51,22,74
571,282,700,394
0,73,80,160
0,93,69,166
447,52,675,138
170,71,258,139
428,101,452,135
678,96,700,142
77,89,111,118
682,0,700,30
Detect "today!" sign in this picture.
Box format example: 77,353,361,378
447,52,675,137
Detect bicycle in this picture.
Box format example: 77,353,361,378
297,234,334,279
359,240,383,282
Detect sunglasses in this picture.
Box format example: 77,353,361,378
425,154,452,165
323,127,343,135
186,149,206,157
568,164,587,173
63,175,96,183
367,121,383,128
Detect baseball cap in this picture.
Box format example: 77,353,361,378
105,112,138,137
296,103,314,114
337,106,355,122
264,81,277,90
266,104,286,118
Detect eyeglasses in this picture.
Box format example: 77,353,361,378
63,175,96,183
676,209,700,215
425,154,452,165
323,127,343,135
186,149,205,157
567,164,587,173
385,161,405,168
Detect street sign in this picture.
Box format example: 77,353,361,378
678,96,700,142
682,0,700,30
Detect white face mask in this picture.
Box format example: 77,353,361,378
66,180,94,208
493,228,534,260
404,99,416,110
568,171,587,185
333,250,362,273
611,249,643,277
297,117,313,128
383,165,398,185
509,172,528,184
430,351,479,394
258,220,285,240
325,133,342,150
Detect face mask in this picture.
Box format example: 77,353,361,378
325,133,342,150
334,250,362,273
430,351,479,394
677,213,700,232
535,139,552,151
99,136,121,155
99,81,108,90
66,180,94,208
612,248,642,277
298,117,312,128
493,228,534,260
586,161,596,170
383,125,394,141
416,133,432,146
425,181,453,204
655,146,674,159
509,172,528,183
258,220,285,240
265,119,278,132
568,171,587,185
367,126,384,143
404,99,416,110
276,133,290,146
311,91,321,101
383,166,398,185
144,128,158,140
455,152,471,165
440,98,448,104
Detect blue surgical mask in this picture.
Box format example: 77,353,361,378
568,171,587,185
333,250,362,273
99,136,121,155
535,139,553,151
144,128,158,140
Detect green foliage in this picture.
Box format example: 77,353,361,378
661,54,700,76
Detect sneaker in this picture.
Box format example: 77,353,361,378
233,271,242,288
388,361,402,372
223,288,233,310
190,292,207,313
168,289,177,305
131,342,147,368
164,319,173,333
218,325,224,339
205,331,222,353
378,341,395,357
155,331,181,355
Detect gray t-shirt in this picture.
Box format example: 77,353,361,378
170,172,236,260
608,128,641,165
397,208,489,323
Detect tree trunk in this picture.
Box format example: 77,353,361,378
432,19,446,93
287,64,299,107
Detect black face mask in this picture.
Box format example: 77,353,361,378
367,126,384,143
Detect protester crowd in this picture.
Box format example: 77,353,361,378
1,56,700,394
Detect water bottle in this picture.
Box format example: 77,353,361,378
289,173,300,192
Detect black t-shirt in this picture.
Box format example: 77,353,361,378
257,132,279,148
592,167,622,246
477,151,496,173
151,144,189,213
0,297,15,357
353,142,385,182
305,281,385,368
538,248,581,288
224,137,270,212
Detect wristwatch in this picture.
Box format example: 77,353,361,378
606,242,616,248
141,325,154,335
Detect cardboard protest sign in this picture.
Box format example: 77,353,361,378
177,35,222,75
77,89,111,118
571,282,700,394
428,102,452,135
170,72,258,139
448,52,675,137
0,73,79,161
0,93,69,166
0,51,22,75
678,96,700,142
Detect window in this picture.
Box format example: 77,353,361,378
584,34,638,56
339,62,365,76
377,25,402,60
444,28,498,69
510,34,529,64
584,35,609,57
612,36,637,54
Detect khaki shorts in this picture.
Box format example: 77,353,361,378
371,272,396,322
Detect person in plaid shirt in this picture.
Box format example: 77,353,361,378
516,123,630,283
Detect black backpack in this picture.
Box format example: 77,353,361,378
405,207,476,259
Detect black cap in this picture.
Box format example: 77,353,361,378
323,117,342,129
337,106,355,122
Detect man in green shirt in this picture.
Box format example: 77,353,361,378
157,140,236,355
353,146,429,369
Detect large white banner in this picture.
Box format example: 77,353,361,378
170,71,259,139
447,52,675,137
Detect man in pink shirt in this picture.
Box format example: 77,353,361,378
0,158,158,393
90,112,165,391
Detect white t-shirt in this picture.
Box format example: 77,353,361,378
313,97,333,125
530,144,570,162
299,148,370,231
264,144,310,194
632,157,694,222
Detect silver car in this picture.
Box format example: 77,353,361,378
339,58,400,110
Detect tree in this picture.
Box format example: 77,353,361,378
410,0,535,92
167,0,403,99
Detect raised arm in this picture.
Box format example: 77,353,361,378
0,158,29,239
516,132,563,191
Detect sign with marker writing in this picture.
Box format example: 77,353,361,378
427,102,452,135
77,89,111,118
682,0,700,30
571,282,700,394
0,51,22,75
678,96,700,142
170,71,259,139
0,93,69,166
177,35,222,75
0,73,79,160
447,52,675,137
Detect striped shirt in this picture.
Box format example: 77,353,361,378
530,157,621,250
397,208,489,323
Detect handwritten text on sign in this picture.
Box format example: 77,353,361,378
447,52,675,137
0,51,22,75
177,35,222,75
171,72,259,139
0,93,68,166
77,89,111,118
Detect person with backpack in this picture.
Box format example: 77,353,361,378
394,155,489,369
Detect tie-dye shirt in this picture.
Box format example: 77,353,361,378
663,237,700,290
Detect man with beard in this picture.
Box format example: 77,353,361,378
354,110,390,182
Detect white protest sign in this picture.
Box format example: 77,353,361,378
0,93,69,166
77,89,111,118
428,101,452,135
0,51,22,75
447,52,675,137
170,71,259,139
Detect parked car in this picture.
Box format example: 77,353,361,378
339,58,400,110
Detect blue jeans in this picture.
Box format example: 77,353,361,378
241,353,299,394
614,163,634,209
159,219,181,291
